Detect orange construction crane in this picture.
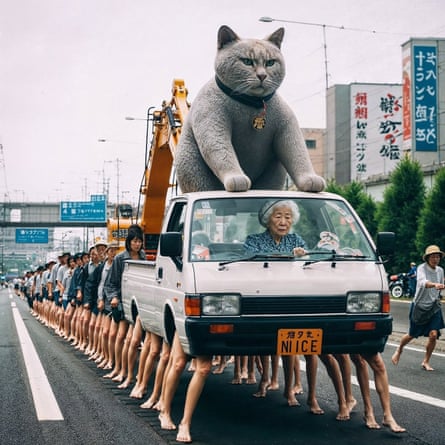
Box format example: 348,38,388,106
139,79,190,259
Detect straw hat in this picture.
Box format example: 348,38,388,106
422,245,444,261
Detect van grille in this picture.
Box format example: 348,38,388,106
241,296,346,315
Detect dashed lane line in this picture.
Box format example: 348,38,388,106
11,301,64,421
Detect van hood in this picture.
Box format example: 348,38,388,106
191,260,386,295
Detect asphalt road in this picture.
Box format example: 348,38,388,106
2,289,445,445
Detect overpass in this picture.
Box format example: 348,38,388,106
0,201,108,228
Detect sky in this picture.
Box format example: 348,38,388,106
1,0,445,204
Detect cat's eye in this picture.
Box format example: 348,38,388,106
265,59,276,67
240,58,253,66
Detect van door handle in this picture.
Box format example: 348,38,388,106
156,267,163,283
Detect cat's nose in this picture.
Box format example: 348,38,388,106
257,73,267,82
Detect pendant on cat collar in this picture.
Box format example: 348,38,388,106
253,116,266,130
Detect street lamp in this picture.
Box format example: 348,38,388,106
125,107,155,218
259,16,330,90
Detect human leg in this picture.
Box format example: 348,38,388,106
281,355,299,406
319,354,349,420
119,318,143,388
391,333,414,365
422,329,438,371
159,332,187,430
361,352,406,433
253,355,270,397
350,353,380,429
176,355,213,443
334,353,357,412
141,339,170,408
304,355,324,414
292,355,303,394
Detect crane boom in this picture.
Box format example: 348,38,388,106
140,79,190,259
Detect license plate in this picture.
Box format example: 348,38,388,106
276,328,323,355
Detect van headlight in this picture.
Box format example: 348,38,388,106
347,292,381,313
202,294,240,315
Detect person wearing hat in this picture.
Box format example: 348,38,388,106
392,245,445,371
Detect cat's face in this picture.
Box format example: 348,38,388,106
215,26,286,98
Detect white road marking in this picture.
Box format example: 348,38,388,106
297,349,445,409
12,303,64,421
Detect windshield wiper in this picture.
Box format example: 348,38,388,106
218,253,295,268
302,250,369,268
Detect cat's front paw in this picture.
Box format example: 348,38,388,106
224,174,251,192
297,174,326,192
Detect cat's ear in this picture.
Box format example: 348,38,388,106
217,25,240,49
266,28,285,49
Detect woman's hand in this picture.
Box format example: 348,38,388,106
293,247,306,257
111,296,119,308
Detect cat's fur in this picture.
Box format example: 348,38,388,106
175,25,325,193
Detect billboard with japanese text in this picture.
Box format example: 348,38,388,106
413,45,438,152
350,83,403,181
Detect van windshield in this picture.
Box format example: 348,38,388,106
189,196,376,262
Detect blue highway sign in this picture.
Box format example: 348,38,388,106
60,195,106,223
16,228,49,244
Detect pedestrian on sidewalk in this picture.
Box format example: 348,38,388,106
391,245,445,371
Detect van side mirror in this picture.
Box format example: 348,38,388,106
376,232,395,256
160,232,183,270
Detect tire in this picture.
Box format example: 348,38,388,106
391,284,404,298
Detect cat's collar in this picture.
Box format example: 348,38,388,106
215,76,274,109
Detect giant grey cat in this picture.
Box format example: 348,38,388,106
175,25,326,193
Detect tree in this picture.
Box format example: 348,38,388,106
377,156,425,272
326,180,378,237
416,167,445,254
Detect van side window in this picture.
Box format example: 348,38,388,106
166,202,187,232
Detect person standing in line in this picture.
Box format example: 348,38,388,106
392,245,445,371
104,225,146,381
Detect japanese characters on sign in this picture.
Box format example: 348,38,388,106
16,228,49,244
413,45,438,152
351,84,403,180
60,194,106,223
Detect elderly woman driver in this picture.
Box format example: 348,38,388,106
244,200,306,257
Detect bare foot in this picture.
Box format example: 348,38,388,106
253,381,269,398
212,362,227,375
140,397,157,409
112,374,125,383
240,370,248,380
285,392,300,407
130,385,145,399
103,370,118,379
421,362,434,371
176,423,192,443
307,398,324,415
391,348,401,365
246,375,257,385
159,412,176,430
268,381,279,391
153,400,163,412
363,412,381,429
117,379,132,389
347,398,357,413
336,403,350,421
292,384,304,395
382,416,406,433
231,376,242,385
